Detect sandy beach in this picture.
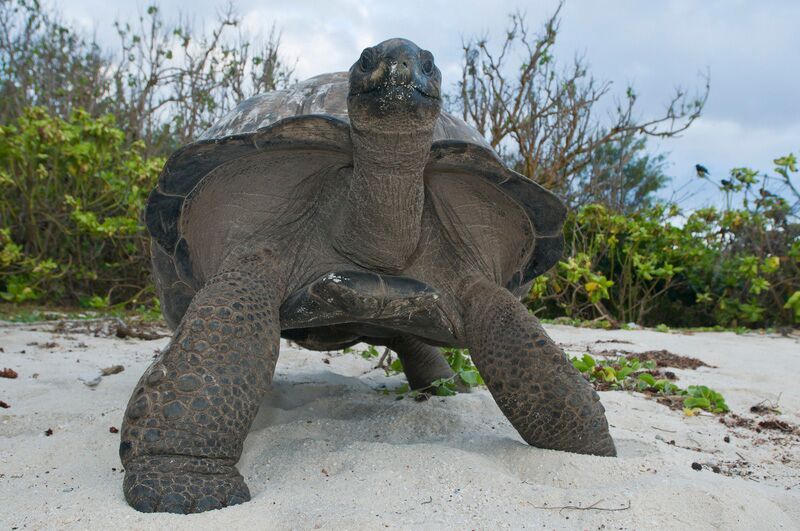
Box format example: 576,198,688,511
1,319,798,530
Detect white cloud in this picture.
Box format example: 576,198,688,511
56,0,800,205
239,1,376,78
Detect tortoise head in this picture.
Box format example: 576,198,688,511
347,38,442,134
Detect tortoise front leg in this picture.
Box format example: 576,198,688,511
462,280,616,456
120,253,284,513
378,336,455,390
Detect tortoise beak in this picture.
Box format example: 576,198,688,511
383,55,438,99
385,55,412,84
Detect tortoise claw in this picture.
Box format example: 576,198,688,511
123,457,250,514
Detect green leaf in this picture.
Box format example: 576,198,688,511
638,373,656,387
617,367,633,380
451,350,465,373
784,291,800,320
684,396,710,409
459,370,480,387
389,358,404,373
436,386,456,396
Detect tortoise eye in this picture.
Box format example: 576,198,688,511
359,48,376,72
420,51,434,75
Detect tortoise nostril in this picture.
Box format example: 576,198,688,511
401,61,408,68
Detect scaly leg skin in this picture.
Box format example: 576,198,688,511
120,251,284,513
380,336,455,390
463,280,616,456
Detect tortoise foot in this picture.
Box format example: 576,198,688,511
123,456,250,514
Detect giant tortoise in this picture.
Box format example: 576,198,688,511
120,37,616,514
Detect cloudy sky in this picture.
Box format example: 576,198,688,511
61,0,799,207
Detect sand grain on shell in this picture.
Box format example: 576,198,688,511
1,321,799,529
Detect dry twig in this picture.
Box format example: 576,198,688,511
530,499,632,516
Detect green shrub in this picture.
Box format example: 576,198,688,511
0,107,163,306
1,106,797,330
531,158,800,327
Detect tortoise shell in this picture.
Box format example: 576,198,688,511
145,72,565,332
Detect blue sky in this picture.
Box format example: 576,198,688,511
60,0,799,208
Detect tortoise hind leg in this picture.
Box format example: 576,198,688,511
377,336,455,390
462,279,616,456
120,250,284,513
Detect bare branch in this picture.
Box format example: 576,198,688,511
452,3,709,197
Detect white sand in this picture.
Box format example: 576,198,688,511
1,320,799,530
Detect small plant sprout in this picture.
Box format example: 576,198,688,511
388,348,485,398
570,353,730,415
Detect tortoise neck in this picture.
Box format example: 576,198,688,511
334,124,433,273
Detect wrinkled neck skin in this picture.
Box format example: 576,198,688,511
333,122,434,273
